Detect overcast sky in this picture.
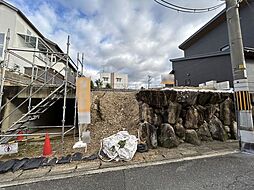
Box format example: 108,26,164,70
7,0,225,88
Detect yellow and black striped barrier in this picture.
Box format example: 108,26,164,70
235,91,252,111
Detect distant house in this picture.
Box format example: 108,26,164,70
161,71,175,87
171,0,254,92
0,0,76,80
100,72,128,89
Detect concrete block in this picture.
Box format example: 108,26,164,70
179,149,200,157
0,170,22,182
163,152,183,160
17,167,50,179
76,161,100,172
198,83,205,87
214,81,230,90
99,161,127,169
49,164,76,175
205,80,217,88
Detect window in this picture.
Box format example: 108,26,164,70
116,78,122,82
0,33,5,58
103,77,109,82
18,33,36,48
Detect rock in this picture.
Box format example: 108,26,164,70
153,113,162,127
158,123,180,148
139,122,149,143
196,105,206,125
161,108,168,123
167,101,181,124
197,92,212,105
177,91,197,106
231,121,238,139
175,119,185,139
197,121,212,141
209,93,222,104
140,103,153,123
166,91,177,102
149,124,158,148
185,129,201,145
224,126,230,133
185,106,199,129
205,104,218,120
220,98,233,126
138,122,158,149
209,116,228,141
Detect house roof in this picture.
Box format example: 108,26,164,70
171,47,254,62
0,0,63,54
179,0,253,50
0,0,78,71
179,9,226,50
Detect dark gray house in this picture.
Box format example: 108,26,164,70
171,0,254,89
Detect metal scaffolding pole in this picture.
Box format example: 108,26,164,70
225,0,254,152
0,29,10,115
61,35,70,153
28,52,36,112
81,53,84,76
73,53,79,143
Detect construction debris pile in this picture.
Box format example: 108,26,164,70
136,90,237,149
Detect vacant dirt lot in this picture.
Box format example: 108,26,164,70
0,91,140,159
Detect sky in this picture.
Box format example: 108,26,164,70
7,0,225,88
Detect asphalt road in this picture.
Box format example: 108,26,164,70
4,153,254,190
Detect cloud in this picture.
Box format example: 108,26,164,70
7,0,225,87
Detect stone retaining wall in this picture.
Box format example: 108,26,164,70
136,90,237,149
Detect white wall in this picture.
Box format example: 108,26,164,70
100,72,128,89
113,73,128,89
0,5,17,59
0,4,67,77
100,72,111,87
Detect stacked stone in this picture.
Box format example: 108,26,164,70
136,90,237,149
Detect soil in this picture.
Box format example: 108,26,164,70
0,91,140,160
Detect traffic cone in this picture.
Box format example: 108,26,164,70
43,133,52,156
17,131,24,141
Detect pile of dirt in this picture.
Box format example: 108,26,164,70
87,91,140,153
0,91,140,160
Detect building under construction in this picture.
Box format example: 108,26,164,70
0,0,81,148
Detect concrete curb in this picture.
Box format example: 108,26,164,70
0,149,240,188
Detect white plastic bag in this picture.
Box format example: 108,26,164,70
99,131,138,161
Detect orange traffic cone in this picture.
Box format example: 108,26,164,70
17,131,24,141
43,133,52,157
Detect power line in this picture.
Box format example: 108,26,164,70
160,0,225,11
154,0,225,13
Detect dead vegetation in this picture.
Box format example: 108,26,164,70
0,91,140,160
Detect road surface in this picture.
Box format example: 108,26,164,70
4,153,254,190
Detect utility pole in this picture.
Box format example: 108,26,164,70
147,75,152,89
225,0,254,152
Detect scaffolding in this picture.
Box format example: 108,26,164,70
0,29,83,153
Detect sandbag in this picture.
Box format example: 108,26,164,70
83,153,98,161
40,157,49,167
99,131,138,161
57,154,72,164
0,159,17,173
137,143,148,153
22,157,45,170
45,157,57,166
12,158,29,172
72,152,83,161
